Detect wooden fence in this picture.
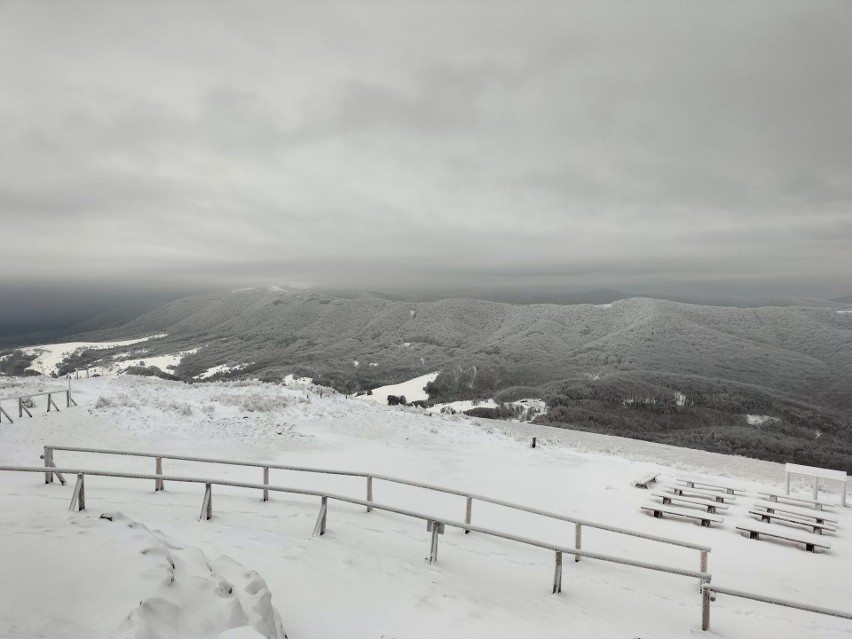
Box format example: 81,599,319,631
3,452,849,632
42,444,710,575
0,390,76,423
0,463,710,627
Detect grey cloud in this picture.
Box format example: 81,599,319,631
0,1,850,300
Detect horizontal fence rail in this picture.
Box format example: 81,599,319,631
43,444,710,576
0,463,710,625
701,584,852,631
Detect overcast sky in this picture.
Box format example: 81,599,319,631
1,1,850,300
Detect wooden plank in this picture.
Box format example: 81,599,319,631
0,406,12,424
736,523,830,552
676,477,744,494
752,500,838,524
651,491,729,513
748,510,836,534
757,492,831,511
665,486,736,503
632,472,660,488
641,504,724,527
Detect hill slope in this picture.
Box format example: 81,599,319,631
6,288,851,469
0,375,851,637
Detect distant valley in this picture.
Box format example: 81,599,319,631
2,288,851,471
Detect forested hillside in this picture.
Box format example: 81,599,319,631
6,288,850,469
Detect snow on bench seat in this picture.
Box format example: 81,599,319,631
736,521,831,552
641,503,724,527
676,477,745,495
757,491,832,511
665,485,737,503
651,491,729,513
748,509,837,535
631,472,660,489
752,500,839,525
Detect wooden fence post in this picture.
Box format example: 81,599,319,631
313,496,328,536
366,476,373,512
69,473,85,511
702,586,711,630
464,496,473,534
574,523,582,562
263,467,269,502
19,398,32,418
553,551,563,593
200,483,213,521
699,550,708,590
44,447,53,484
46,393,59,412
41,447,66,485
155,457,163,491
427,521,443,564
0,405,11,424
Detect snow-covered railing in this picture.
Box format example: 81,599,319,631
701,584,852,631
42,444,711,575
0,390,76,423
0,464,710,616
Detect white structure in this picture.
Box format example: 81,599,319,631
785,463,848,507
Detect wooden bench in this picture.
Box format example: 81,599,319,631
632,472,660,489
651,491,729,514
736,522,831,552
665,486,737,503
676,477,744,495
758,491,832,512
641,503,724,527
752,500,839,525
748,510,837,535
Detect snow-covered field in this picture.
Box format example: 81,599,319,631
358,371,439,404
0,375,850,638
21,335,166,375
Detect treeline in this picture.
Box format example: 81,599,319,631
539,373,852,473
0,350,39,376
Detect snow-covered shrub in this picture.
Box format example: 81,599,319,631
221,392,288,413
94,393,138,410
153,398,193,416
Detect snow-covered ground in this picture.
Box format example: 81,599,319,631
0,375,850,638
196,362,254,380
358,371,439,404
21,335,166,375
87,348,200,377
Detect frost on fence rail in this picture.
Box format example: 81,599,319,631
0,463,711,616
43,444,710,565
701,584,852,631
